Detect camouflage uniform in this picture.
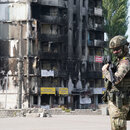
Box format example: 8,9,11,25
102,36,130,130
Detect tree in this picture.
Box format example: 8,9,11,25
103,0,129,41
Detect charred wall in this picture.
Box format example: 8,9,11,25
0,1,39,108
0,0,104,109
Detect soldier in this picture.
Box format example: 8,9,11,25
102,35,130,130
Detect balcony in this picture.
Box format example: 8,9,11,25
94,40,104,47
72,88,93,95
88,23,104,31
87,71,102,79
94,23,104,31
88,8,103,17
88,8,94,16
81,71,102,79
37,0,67,8
39,15,67,25
88,39,104,47
41,69,67,78
40,34,67,42
94,8,103,16
38,51,61,60
54,70,67,77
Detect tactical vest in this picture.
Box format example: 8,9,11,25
115,56,130,89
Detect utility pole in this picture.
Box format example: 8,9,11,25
17,22,23,109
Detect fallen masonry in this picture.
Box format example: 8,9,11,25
0,107,108,118
0,108,51,118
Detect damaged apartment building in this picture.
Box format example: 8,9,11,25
0,0,104,109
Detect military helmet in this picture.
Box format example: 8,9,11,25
109,35,127,49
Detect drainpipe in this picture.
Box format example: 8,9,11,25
17,22,23,109
27,1,31,107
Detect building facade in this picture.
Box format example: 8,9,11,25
0,0,104,109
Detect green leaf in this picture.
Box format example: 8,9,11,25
102,0,128,59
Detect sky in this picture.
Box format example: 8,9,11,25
126,0,130,41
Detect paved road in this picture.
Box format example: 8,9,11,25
0,115,130,130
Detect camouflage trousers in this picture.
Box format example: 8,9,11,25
108,101,129,130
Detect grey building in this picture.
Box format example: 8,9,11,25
0,0,104,109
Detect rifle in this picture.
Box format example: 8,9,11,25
102,55,116,103
104,56,116,86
